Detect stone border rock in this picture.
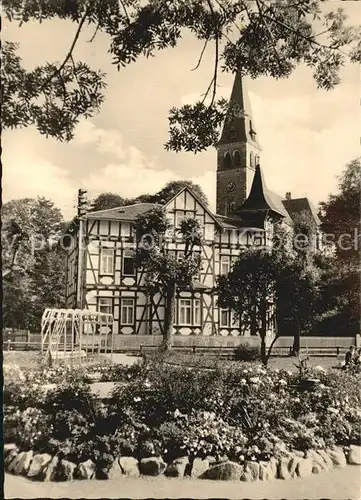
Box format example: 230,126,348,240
4,443,360,482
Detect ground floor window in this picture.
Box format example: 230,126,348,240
178,298,202,326
98,297,113,315
220,308,231,327
121,298,135,325
219,308,239,328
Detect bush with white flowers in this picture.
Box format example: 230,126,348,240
3,355,361,476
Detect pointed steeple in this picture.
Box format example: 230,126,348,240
215,71,262,217
218,71,261,149
236,164,285,218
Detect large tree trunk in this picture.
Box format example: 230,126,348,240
265,310,280,364
260,302,268,366
292,319,301,356
260,335,267,366
251,304,258,336
162,283,176,352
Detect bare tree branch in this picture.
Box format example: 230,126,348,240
69,55,81,89
213,0,245,36
212,34,219,106
201,76,215,105
255,0,283,70
191,38,209,71
206,0,219,106
258,0,350,57
88,22,100,43
40,4,91,92
119,0,131,23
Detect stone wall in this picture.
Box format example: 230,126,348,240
4,443,360,483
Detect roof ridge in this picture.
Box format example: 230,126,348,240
89,202,158,215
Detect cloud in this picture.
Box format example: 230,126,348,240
248,85,359,204
2,151,77,219
74,120,217,208
74,120,127,160
2,119,217,219
180,85,232,107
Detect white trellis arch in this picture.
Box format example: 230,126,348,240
41,308,114,365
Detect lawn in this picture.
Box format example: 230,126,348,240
3,350,115,370
3,349,343,372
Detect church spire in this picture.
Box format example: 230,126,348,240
218,71,260,149
215,71,262,217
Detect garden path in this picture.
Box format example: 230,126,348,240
105,353,140,365
4,466,361,499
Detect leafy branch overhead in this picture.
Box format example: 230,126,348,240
3,0,361,149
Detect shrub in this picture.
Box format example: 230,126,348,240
5,357,361,469
234,343,261,362
153,421,188,462
4,406,53,451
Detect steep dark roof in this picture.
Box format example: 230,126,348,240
214,214,266,231
214,214,244,228
267,191,293,225
86,203,160,221
282,198,321,225
236,165,286,219
218,72,261,149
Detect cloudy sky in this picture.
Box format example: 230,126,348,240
3,1,360,220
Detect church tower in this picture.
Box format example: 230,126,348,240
216,72,261,216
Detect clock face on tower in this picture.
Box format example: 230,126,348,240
227,181,235,192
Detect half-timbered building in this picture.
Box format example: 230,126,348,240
64,72,320,350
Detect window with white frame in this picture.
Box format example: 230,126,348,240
178,298,201,326
100,248,114,275
175,212,184,229
121,298,135,325
193,299,201,326
220,255,231,275
98,297,113,315
220,308,231,327
122,250,136,276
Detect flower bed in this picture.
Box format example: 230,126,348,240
3,357,361,482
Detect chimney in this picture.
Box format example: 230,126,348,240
285,192,292,200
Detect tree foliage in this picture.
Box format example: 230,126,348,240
319,157,360,262
217,247,319,364
134,206,203,350
3,0,361,150
2,40,105,141
291,210,318,262
2,197,66,330
317,158,361,333
90,192,125,212
89,181,209,212
152,180,209,206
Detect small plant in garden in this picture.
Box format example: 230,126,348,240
294,354,312,380
234,343,261,362
4,358,361,472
